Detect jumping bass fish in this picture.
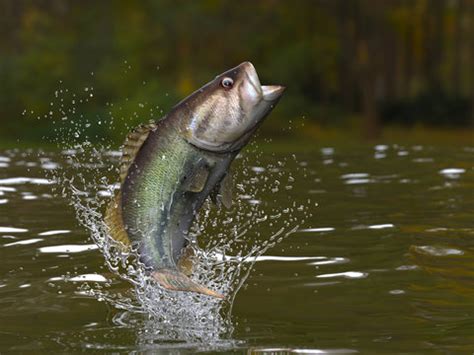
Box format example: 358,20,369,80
105,62,285,298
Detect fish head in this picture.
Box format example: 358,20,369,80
180,61,285,152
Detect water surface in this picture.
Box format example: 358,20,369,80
0,143,473,352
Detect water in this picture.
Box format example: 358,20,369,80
0,143,473,352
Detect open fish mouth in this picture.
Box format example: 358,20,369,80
242,62,286,102
262,85,286,102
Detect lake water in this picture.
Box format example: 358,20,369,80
0,142,473,353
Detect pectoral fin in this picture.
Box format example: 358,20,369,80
220,171,233,209
184,166,209,192
210,171,233,209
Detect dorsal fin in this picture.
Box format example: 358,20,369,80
119,120,158,182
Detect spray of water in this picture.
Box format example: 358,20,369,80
42,74,312,348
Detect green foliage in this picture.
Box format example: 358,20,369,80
0,0,473,144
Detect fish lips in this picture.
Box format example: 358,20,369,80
262,85,286,102
242,62,285,102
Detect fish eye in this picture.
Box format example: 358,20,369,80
221,77,234,89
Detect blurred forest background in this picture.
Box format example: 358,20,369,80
1,0,473,145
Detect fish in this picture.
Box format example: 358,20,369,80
105,61,285,298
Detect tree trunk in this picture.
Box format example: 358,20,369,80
470,1,474,125
452,0,463,96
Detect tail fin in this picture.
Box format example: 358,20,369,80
152,269,224,299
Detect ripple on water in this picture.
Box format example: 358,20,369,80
309,257,349,266
4,238,43,247
351,223,395,230
321,147,334,155
211,253,328,263
375,144,388,151
316,271,368,279
250,348,357,354
368,224,395,230
38,244,98,253
0,177,54,185
0,227,28,233
38,230,71,236
341,173,371,185
41,161,59,170
0,186,16,192
298,227,335,233
48,274,108,283
411,245,464,256
439,168,466,179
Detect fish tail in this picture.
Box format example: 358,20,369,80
152,269,224,299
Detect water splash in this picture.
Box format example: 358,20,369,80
45,81,312,347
